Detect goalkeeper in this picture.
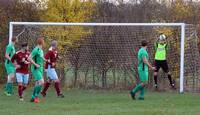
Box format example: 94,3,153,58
153,34,175,89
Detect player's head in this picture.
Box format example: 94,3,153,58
51,40,57,48
37,37,45,47
158,34,167,44
12,37,17,45
21,42,28,51
141,40,148,48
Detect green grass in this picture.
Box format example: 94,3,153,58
0,87,200,115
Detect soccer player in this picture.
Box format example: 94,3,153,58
28,37,45,103
153,34,175,90
11,42,30,101
4,37,17,96
130,40,155,100
41,40,64,98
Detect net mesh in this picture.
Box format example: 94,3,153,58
12,24,200,92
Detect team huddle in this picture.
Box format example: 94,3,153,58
4,37,64,103
130,34,176,100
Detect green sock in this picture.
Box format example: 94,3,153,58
5,83,9,92
10,83,13,94
139,87,145,98
132,84,142,94
35,85,42,97
31,86,37,99
6,83,13,94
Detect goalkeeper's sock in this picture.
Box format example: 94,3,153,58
154,75,158,88
131,84,142,94
167,74,173,86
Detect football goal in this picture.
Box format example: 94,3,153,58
9,22,200,93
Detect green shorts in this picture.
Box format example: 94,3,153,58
5,64,15,75
138,69,148,83
32,69,43,81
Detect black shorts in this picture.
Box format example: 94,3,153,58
154,60,169,73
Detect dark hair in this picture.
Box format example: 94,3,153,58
21,42,28,47
12,37,17,42
141,40,148,47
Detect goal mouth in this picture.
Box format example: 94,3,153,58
9,22,200,92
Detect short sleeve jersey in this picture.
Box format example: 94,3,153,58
138,47,149,71
11,51,30,74
30,46,44,71
44,47,58,69
5,43,15,66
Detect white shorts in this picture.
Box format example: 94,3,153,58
46,65,58,80
16,73,29,85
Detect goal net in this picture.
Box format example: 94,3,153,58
9,22,200,93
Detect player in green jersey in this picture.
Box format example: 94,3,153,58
4,37,17,96
130,40,155,100
28,37,46,103
154,34,175,90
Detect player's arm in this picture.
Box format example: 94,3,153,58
154,41,158,51
45,51,50,63
28,50,40,68
142,57,154,70
11,53,20,69
23,57,31,65
5,45,12,61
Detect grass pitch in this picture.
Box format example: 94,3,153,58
0,87,199,115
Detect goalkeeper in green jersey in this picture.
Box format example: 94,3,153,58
130,40,155,100
153,34,176,90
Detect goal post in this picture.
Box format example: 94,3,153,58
9,22,187,93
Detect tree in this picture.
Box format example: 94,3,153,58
41,0,95,87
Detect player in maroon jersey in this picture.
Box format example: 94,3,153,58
11,42,30,101
41,40,64,98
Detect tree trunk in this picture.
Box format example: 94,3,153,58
102,69,107,88
124,70,127,88
92,65,95,86
74,68,78,87
84,68,89,88
60,68,65,87
113,68,116,87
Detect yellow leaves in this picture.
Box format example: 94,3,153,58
42,0,95,22
40,0,95,54
155,28,174,37
171,0,192,22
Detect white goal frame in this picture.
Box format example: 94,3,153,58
9,22,186,93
